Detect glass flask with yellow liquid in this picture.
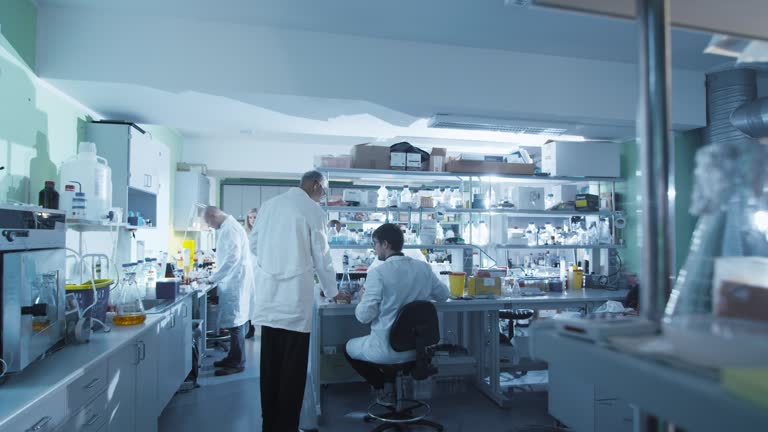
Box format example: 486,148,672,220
113,263,146,326
32,273,57,331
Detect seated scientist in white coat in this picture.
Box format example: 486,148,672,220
250,170,351,432
202,206,253,376
344,223,449,396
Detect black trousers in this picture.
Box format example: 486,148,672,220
260,325,310,432
343,346,395,390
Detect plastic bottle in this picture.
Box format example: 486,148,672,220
145,258,157,291
511,278,521,297
377,186,388,208
339,224,349,245
400,186,412,209
38,181,60,210
525,222,538,246
59,142,112,221
388,189,400,208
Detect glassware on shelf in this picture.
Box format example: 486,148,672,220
400,186,412,209
377,186,388,208
525,222,538,246
598,218,612,244
388,189,400,208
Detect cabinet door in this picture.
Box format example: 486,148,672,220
221,185,244,221
241,186,261,215
260,186,283,207
135,323,160,432
156,313,174,409
181,298,193,375
128,130,152,191
106,341,139,432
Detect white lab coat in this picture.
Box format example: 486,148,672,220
250,188,338,333
367,248,427,272
346,255,449,364
208,216,253,329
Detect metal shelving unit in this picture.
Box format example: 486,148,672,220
318,167,626,273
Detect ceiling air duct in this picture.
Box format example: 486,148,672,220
731,97,768,139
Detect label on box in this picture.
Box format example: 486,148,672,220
390,152,406,169
406,153,422,169
484,278,494,287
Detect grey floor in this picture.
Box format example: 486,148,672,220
159,328,557,432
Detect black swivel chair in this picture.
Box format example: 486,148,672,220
363,300,444,432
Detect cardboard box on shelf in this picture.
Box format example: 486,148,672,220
445,159,535,175
542,141,620,177
350,144,390,170
315,154,351,168
430,147,448,172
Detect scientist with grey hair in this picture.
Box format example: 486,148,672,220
250,170,350,432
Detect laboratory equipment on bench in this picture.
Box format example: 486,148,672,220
0,205,67,374
113,263,146,326
38,180,59,210
59,141,113,221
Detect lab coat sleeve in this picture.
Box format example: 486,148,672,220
249,225,258,258
310,222,338,298
429,270,450,302
209,227,239,285
355,270,382,324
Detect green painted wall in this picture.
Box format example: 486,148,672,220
0,0,36,69
618,129,704,278
0,2,185,255
0,2,91,204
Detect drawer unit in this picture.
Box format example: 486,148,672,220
61,390,107,432
0,388,67,432
67,360,107,413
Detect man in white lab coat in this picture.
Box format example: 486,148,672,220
250,170,350,432
344,223,449,400
203,206,253,376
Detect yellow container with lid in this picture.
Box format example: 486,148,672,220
448,272,466,298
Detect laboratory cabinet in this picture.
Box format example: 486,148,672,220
173,171,211,230
0,297,194,432
221,184,291,221
87,122,170,226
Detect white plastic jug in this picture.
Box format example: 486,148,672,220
59,142,112,221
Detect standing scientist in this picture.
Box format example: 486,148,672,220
203,206,254,376
250,170,350,432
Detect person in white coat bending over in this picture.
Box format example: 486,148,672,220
202,206,254,376
344,223,449,403
250,170,350,432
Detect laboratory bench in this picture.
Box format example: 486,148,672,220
0,292,195,432
310,289,629,423
531,324,768,432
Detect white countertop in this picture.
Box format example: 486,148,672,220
0,292,193,427
317,289,629,315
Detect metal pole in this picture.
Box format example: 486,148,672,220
637,0,673,323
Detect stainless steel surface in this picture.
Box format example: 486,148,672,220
731,97,768,139
2,249,66,374
637,0,673,323
0,206,65,252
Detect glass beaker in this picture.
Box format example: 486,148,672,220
113,268,146,326
32,272,58,331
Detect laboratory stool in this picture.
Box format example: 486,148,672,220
363,301,444,432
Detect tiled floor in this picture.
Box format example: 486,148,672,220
159,328,557,432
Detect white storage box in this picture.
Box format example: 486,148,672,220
542,141,620,177
515,187,545,210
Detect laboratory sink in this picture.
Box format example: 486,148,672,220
141,298,174,314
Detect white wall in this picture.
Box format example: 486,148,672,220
36,8,706,131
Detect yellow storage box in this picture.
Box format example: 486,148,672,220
467,277,501,298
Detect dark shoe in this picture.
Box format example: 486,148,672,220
213,359,236,368
245,323,255,339
214,366,244,376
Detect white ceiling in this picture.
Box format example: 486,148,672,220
34,0,729,155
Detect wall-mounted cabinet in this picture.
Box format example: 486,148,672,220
86,122,168,228
221,184,290,221
173,171,211,231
